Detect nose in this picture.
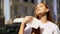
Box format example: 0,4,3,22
37,9,40,11
36,8,41,12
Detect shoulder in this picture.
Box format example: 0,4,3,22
49,21,59,30
49,21,58,27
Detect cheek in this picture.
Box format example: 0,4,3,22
41,8,46,11
36,9,45,14
35,11,43,15
35,8,46,14
40,9,46,12
42,9,46,12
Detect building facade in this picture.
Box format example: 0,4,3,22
0,0,60,27
0,0,4,25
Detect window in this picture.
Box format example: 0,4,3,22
57,1,60,26
10,0,36,19
58,2,60,9
0,0,4,16
24,0,28,2
31,0,34,3
10,0,20,2
0,0,1,15
0,0,4,25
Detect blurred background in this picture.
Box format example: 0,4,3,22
0,0,60,34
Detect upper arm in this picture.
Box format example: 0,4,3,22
53,25,60,34
24,25,32,34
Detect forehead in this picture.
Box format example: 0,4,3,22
36,3,45,7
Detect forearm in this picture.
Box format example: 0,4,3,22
18,16,33,34
18,23,25,34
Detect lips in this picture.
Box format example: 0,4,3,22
36,9,41,14
37,9,40,11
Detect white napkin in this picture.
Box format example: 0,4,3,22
27,18,40,29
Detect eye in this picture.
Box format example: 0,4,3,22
40,6,43,7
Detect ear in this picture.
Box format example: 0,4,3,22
46,9,49,12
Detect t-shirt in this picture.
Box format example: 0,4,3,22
59,30,60,33
24,18,60,34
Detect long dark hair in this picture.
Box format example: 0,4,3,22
35,3,54,22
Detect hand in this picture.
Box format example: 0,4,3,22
22,16,33,25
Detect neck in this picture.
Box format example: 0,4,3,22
39,15,48,23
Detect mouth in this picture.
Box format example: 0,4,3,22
36,12,46,16
37,9,40,11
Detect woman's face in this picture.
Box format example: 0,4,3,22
35,3,49,16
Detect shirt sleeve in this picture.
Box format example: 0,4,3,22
53,25,60,34
24,24,32,34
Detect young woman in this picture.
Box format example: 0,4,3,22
18,3,60,34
